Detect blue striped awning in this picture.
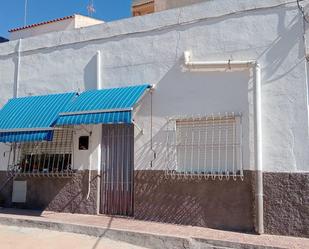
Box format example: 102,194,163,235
0,92,76,142
56,84,150,126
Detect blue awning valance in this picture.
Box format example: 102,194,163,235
56,84,150,126
0,92,76,142
0,131,54,143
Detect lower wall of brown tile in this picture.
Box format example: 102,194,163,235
263,172,309,237
1,170,308,237
0,170,99,215
0,172,13,207
134,170,255,232
134,170,309,237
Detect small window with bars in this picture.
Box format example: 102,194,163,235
165,114,243,179
7,127,74,177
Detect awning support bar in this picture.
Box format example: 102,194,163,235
132,120,143,134
59,107,133,116
0,127,69,133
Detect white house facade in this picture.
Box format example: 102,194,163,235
0,0,308,237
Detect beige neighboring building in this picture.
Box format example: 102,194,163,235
9,14,104,40
132,0,155,16
132,0,207,16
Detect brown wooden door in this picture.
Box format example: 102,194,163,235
100,124,134,216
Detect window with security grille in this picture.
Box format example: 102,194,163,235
7,128,74,177
166,115,243,177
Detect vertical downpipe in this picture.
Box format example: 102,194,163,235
96,50,102,213
97,51,102,90
14,39,22,98
11,39,22,173
255,64,264,234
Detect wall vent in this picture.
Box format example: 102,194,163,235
12,181,27,203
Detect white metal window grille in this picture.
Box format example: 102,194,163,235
7,127,74,178
165,113,243,180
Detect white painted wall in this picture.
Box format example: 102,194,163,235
74,15,104,29
133,70,251,170
73,125,102,171
0,0,308,173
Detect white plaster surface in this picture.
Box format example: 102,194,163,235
73,125,102,171
74,14,104,29
0,0,308,172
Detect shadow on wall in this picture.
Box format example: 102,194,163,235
140,60,250,116
0,173,14,208
12,42,19,98
259,8,304,84
84,54,98,91
135,120,171,171
133,59,254,232
134,59,250,171
9,4,302,97
134,170,255,232
2,171,99,215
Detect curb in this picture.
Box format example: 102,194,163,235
0,216,287,249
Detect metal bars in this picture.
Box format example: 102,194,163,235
6,127,74,178
165,113,243,180
101,124,134,216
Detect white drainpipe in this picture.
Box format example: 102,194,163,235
254,63,264,235
96,50,102,90
94,50,102,213
14,39,22,98
87,51,102,203
184,51,264,234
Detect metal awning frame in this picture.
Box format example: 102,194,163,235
0,127,68,133
59,107,133,116
131,84,154,134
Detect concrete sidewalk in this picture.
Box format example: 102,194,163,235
0,224,148,249
0,208,308,249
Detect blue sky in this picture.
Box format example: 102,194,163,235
0,0,132,38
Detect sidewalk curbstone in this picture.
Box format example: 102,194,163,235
0,216,289,249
